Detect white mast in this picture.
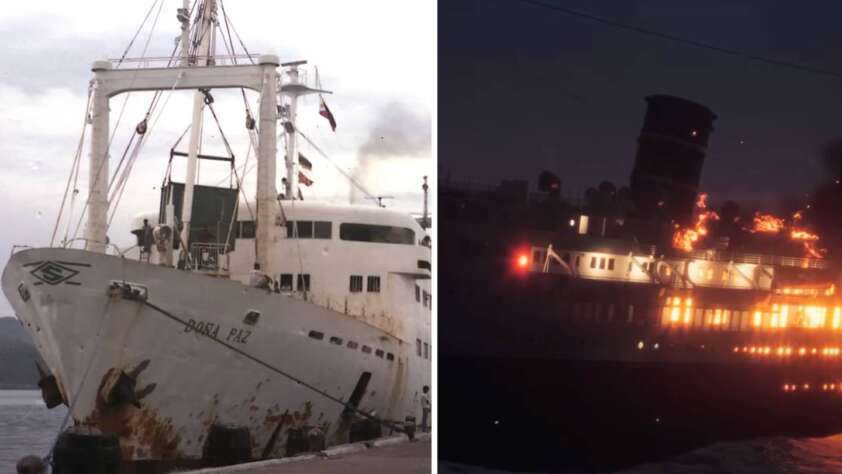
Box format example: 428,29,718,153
85,60,113,253
256,54,280,271
179,0,216,261
177,0,191,66
280,61,330,199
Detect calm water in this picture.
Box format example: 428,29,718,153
0,390,66,472
440,434,842,473
6,389,842,473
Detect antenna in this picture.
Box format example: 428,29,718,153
422,176,429,229
365,196,394,208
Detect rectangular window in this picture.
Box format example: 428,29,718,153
347,341,359,350
416,338,422,357
375,349,384,358
314,221,332,239
387,353,395,361
297,274,311,292
423,291,429,308
279,274,293,291
339,223,415,244
608,258,615,271
329,336,343,345
423,342,429,359
349,275,363,292
367,276,381,293
308,330,324,341
599,258,606,270
298,221,313,238
240,221,256,239
415,285,421,302
287,221,314,238
417,260,431,271
590,256,596,269
362,345,372,354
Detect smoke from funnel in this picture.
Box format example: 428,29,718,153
351,102,431,203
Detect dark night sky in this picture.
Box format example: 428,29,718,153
439,0,842,210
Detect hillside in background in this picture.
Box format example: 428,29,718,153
0,317,40,389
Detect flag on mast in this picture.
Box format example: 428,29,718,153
298,171,314,187
299,153,313,171
319,96,337,132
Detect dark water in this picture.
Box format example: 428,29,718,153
440,434,842,473
0,390,66,472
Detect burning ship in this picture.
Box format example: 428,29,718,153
2,2,430,472
439,95,842,471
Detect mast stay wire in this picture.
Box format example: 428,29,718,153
296,129,377,201
513,0,842,80
50,89,93,246
71,40,181,242
67,0,180,243
205,101,256,222
51,0,163,247
108,65,189,228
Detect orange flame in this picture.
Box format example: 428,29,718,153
752,213,784,234
672,193,720,252
748,210,826,259
791,229,826,259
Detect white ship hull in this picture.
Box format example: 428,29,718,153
2,247,422,467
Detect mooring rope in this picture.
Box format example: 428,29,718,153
138,297,404,433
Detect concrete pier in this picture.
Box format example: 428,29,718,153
181,434,431,474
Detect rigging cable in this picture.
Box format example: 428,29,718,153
511,0,842,80
205,102,256,221
108,67,187,228
50,88,94,246
296,128,378,201
68,1,177,243
139,297,405,433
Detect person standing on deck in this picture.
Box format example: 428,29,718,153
140,219,153,262
421,385,431,432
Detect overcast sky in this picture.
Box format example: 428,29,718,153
0,0,434,316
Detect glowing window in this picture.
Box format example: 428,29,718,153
590,257,597,269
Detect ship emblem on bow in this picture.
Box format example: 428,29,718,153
29,261,80,285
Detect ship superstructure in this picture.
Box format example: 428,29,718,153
439,94,842,472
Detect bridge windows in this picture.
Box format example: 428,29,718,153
286,220,332,239
340,223,415,245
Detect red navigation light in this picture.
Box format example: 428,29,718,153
516,253,529,269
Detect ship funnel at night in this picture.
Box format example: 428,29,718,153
630,95,717,223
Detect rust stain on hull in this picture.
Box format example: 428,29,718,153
86,366,183,461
